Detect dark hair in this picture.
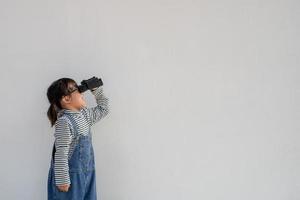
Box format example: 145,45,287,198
47,78,78,127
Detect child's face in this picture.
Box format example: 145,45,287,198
69,89,87,109
60,83,87,110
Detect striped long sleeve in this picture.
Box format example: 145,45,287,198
53,117,73,186
81,85,110,126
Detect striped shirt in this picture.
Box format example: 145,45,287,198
53,85,109,186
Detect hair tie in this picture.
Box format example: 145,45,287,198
50,102,58,112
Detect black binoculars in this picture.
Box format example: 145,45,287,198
78,76,103,93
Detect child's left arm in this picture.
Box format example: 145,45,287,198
81,85,110,126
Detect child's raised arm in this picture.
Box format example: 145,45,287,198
54,117,72,186
81,85,110,126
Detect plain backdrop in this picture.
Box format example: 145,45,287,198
0,0,299,199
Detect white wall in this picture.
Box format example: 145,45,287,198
0,0,299,199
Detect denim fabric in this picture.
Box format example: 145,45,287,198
48,113,97,200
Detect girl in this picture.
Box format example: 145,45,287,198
46,77,109,200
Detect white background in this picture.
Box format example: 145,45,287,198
0,0,299,199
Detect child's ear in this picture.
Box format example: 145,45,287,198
61,95,71,104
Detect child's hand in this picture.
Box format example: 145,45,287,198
57,184,70,192
91,87,98,92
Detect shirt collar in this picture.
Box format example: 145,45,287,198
57,108,81,118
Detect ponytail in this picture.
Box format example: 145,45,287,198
47,103,58,127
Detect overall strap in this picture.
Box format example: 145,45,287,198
64,113,80,136
52,114,80,161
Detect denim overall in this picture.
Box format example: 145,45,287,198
47,113,97,200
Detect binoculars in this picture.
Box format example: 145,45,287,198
78,76,103,93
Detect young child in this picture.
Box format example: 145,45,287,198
46,77,109,200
